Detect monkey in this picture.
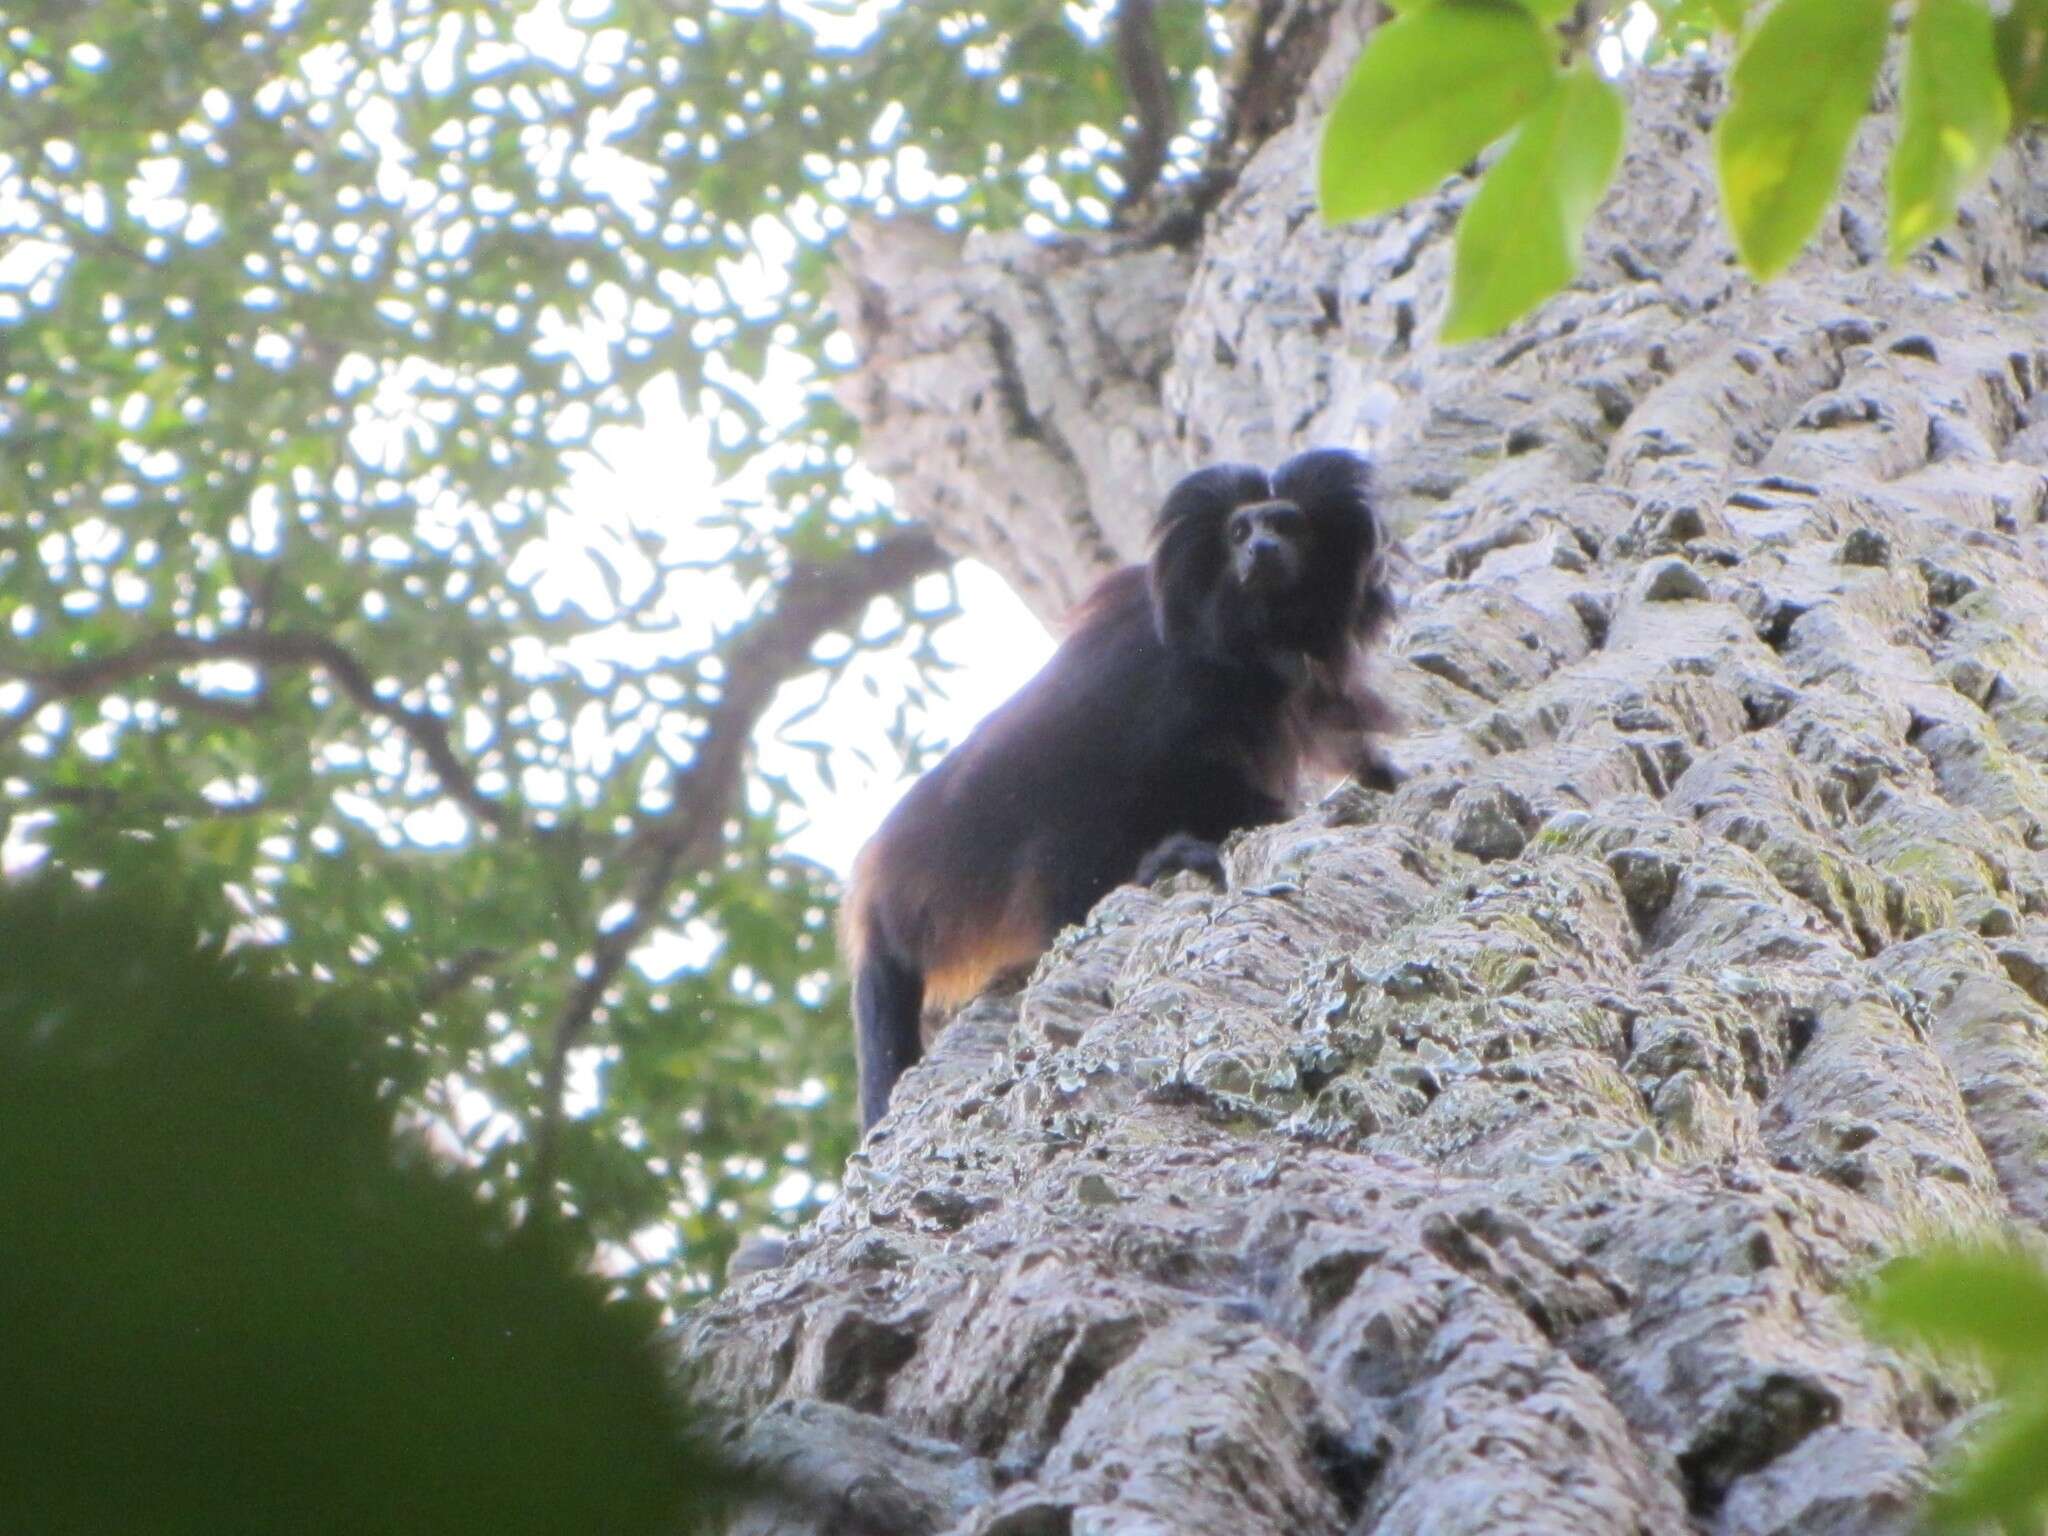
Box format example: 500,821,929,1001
840,447,1397,1132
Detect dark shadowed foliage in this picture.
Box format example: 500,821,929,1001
0,872,737,1535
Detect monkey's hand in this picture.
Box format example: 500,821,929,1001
1351,746,1404,793
1136,833,1229,890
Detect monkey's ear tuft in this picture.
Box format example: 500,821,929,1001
1155,463,1270,534
1149,463,1266,656
1273,447,1374,518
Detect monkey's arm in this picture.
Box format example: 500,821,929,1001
1296,665,1401,791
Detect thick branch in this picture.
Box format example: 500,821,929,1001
3,629,509,833
526,529,950,1201
1129,0,1345,248
1113,0,1174,216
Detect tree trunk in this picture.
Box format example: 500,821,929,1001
682,19,2048,1535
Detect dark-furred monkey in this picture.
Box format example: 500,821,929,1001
842,448,1397,1131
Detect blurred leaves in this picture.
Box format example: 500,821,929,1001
1998,0,2048,123
0,871,731,1535
1324,0,2031,342
1713,0,1889,279
1861,1245,2048,1535
1890,0,2009,264
1442,63,1622,342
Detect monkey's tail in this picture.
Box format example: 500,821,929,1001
853,945,925,1133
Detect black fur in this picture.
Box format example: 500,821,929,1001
852,947,923,1137
1135,832,1229,889
843,448,1394,1131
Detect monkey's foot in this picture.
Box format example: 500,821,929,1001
1352,749,1404,793
1136,833,1229,889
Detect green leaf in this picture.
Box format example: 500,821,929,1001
1319,0,1559,224
1442,64,1625,342
1862,1247,2048,1390
1927,1389,2048,1535
1714,0,1889,278
1997,0,2048,122
1890,0,2009,262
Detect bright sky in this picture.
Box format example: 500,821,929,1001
766,557,1053,873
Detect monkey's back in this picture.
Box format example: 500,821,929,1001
844,566,1291,1008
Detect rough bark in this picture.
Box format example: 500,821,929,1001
687,21,2048,1536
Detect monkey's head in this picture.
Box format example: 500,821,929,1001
1149,448,1389,670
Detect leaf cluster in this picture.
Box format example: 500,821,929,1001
1862,1245,2048,1534
0,869,734,1534
1319,0,2023,340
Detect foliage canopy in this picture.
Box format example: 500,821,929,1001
0,871,718,1533
0,0,1225,1292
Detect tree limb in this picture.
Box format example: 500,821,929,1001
1113,0,1175,217
1132,0,1345,249
2,629,509,833
525,528,950,1203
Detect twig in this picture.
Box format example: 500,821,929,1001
38,783,274,819
3,629,510,833
421,945,510,1006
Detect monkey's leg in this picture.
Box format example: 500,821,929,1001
1136,833,1229,889
854,947,925,1132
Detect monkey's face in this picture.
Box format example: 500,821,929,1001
1149,448,1385,667
1226,497,1310,596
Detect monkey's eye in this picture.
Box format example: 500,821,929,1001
1229,518,1252,544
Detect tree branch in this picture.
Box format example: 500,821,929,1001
2,629,510,833
1113,0,1175,217
5,532,950,1209
1131,0,1344,249
526,529,949,1203
155,680,273,722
